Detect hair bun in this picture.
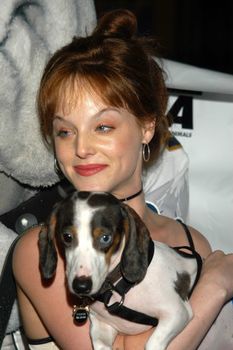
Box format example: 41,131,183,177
93,9,137,39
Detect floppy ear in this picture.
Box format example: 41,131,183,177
120,204,151,284
38,212,58,280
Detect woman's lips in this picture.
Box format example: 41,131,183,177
73,164,108,176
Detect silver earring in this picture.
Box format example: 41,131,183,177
142,143,150,162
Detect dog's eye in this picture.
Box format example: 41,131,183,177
99,234,113,248
62,232,73,245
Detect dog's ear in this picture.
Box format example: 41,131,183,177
38,211,58,280
120,204,151,284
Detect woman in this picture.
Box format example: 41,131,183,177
13,9,233,350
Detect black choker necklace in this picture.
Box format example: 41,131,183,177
119,188,143,202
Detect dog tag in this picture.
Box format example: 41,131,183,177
73,305,89,325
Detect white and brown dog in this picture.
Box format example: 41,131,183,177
39,191,201,350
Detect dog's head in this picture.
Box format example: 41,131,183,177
39,191,151,296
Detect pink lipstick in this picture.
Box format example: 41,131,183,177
74,164,108,176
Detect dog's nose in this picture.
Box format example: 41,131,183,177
72,276,93,294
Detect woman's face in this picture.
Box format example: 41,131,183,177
53,89,154,198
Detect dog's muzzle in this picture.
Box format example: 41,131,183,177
72,276,93,294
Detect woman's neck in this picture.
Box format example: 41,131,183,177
121,191,149,221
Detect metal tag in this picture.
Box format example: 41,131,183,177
73,304,89,325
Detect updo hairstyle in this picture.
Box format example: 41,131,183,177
37,9,170,166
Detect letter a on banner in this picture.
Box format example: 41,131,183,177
169,95,193,130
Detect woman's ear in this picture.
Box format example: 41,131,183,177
142,120,156,144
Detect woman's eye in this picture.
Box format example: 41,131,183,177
99,234,113,247
56,129,73,138
96,124,113,133
62,232,73,245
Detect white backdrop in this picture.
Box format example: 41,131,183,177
165,60,233,253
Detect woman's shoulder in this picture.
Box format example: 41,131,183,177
12,225,42,284
149,213,212,258
13,225,41,257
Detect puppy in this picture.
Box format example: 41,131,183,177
39,191,201,350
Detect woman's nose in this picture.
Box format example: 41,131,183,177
75,133,95,158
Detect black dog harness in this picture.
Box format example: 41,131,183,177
73,222,203,327
95,238,157,326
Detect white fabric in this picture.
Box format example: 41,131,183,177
28,342,60,350
143,146,189,221
163,59,233,95
3,329,26,350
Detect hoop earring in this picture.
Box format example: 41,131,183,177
142,143,150,162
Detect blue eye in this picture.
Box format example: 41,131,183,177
96,124,113,133
99,234,113,247
56,130,72,138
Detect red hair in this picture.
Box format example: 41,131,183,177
37,9,169,165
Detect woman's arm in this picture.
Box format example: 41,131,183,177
124,250,233,350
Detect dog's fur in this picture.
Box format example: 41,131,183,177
39,191,198,350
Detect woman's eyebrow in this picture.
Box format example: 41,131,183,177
52,115,74,126
96,107,121,118
54,107,121,121
53,115,64,121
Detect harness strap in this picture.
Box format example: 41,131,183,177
173,245,203,297
104,295,158,327
176,219,195,251
175,220,203,296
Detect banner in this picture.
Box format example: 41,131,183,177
165,60,233,253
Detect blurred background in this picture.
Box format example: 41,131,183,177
95,0,233,75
